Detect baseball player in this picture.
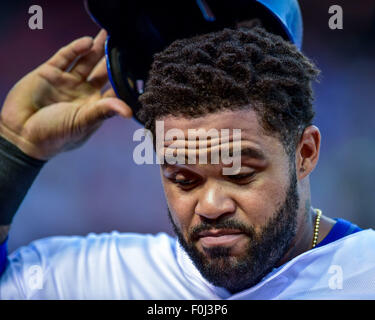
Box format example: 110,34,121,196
0,0,375,299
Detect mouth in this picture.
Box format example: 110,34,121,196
197,229,245,247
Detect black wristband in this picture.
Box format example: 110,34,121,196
0,135,47,225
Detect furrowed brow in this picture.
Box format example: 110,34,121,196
160,146,266,166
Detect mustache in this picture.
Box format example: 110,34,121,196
189,219,256,242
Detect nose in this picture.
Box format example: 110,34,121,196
195,182,236,220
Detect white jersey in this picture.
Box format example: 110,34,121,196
1,229,375,299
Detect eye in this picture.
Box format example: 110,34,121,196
171,173,199,190
226,171,256,184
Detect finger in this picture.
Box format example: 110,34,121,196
79,97,133,129
87,57,108,89
102,87,117,98
46,36,94,71
70,29,107,81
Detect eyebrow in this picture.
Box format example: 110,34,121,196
161,146,266,167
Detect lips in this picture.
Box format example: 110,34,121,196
197,229,245,247
197,229,243,238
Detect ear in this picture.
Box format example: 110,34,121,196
295,125,321,180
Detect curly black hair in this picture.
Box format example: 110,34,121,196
138,23,320,157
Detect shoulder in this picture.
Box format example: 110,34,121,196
336,228,375,249
10,231,176,262
3,232,179,299
6,231,178,278
248,229,375,299
309,228,375,262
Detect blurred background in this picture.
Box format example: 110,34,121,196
1,0,374,252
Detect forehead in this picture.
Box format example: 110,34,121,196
161,109,274,145
159,109,287,164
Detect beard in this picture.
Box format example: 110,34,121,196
168,168,299,294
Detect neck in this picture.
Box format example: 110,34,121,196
276,206,335,267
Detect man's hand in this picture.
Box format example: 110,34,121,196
0,29,132,160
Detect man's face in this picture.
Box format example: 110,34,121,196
160,109,300,293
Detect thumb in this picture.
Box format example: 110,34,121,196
80,97,133,128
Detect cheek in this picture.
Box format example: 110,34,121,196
162,180,197,232
236,171,290,230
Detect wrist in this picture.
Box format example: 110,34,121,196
0,133,46,225
0,122,48,161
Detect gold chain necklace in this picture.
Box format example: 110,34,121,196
312,208,322,248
